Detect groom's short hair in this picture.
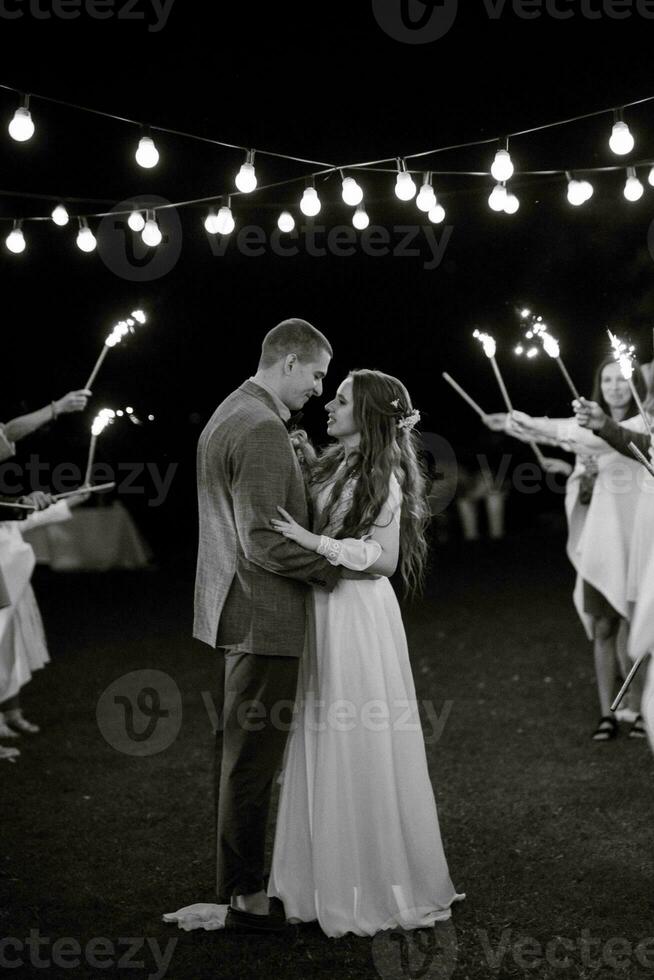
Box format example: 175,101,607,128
259,318,333,369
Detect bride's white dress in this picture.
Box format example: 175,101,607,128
266,470,463,936
164,468,463,937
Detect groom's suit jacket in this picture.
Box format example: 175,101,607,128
194,380,341,658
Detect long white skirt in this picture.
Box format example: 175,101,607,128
267,576,463,937
0,584,49,702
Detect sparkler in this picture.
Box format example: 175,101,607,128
473,329,548,467
84,408,116,486
611,652,651,711
608,330,651,433
84,309,147,390
519,308,581,400
441,372,487,419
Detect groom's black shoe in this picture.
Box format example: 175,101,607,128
225,899,288,933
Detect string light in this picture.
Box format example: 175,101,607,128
395,161,417,201
128,210,145,232
216,202,235,235
352,205,369,230
5,220,25,254
135,134,159,169
51,204,69,226
491,144,514,182
76,218,96,253
609,117,635,155
142,210,162,246
649,166,654,187
428,203,446,224
235,150,257,193
488,183,507,212
341,176,363,207
503,193,520,214
623,167,644,201
277,211,295,233
566,176,594,206
300,184,321,217
204,208,219,234
416,174,437,213
8,95,34,142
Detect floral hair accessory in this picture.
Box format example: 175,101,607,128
397,408,421,431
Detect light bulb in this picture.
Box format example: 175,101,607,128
341,177,363,207
428,204,446,224
5,227,25,253
128,210,145,232
204,211,219,234
491,148,514,182
580,180,594,201
416,182,437,213
609,120,634,156
76,226,97,252
352,206,369,230
277,211,295,233
567,179,586,206
235,161,257,193
142,216,162,246
300,187,321,217
135,136,159,168
488,184,507,212
395,172,417,201
8,106,34,142
648,166,654,188
624,173,644,202
503,194,520,214
216,206,235,235
51,204,69,226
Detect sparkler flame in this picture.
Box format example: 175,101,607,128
608,330,636,381
91,408,116,437
104,309,147,348
473,329,497,359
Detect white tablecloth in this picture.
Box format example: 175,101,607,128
22,501,152,571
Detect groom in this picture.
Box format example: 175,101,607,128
194,318,342,931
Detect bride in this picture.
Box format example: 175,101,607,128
165,368,463,937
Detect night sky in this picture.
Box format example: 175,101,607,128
1,2,654,545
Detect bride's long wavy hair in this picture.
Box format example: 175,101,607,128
296,369,430,596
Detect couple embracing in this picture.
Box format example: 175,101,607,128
165,318,463,938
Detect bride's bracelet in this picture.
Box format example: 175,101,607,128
317,535,342,564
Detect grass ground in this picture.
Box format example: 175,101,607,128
2,515,654,980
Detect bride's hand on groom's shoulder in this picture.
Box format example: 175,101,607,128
271,506,320,551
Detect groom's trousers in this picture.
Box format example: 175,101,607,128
214,650,299,903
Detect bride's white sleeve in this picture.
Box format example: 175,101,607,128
316,475,402,570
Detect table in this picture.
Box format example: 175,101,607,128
22,501,153,571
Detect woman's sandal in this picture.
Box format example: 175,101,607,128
591,715,618,741
628,715,647,740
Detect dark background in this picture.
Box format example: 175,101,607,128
1,1,654,553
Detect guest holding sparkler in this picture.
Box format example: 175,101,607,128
492,356,648,740
0,390,91,754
